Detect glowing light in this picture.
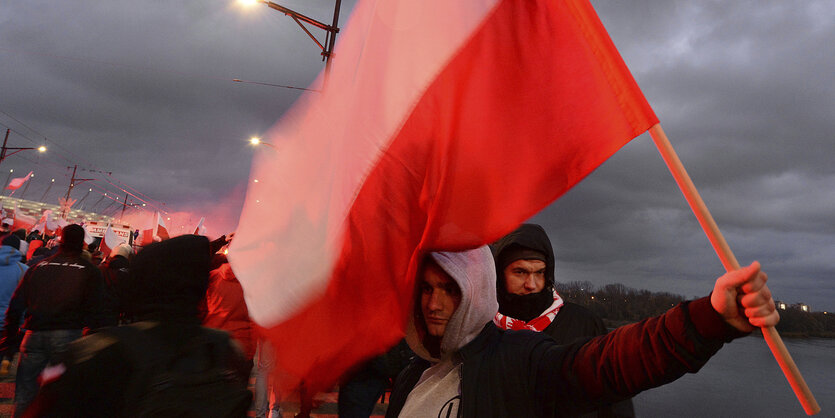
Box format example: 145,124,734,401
8,169,12,173
250,137,261,145
51,178,54,182
238,0,259,6
253,179,259,183
38,146,46,152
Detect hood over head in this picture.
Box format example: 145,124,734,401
491,223,557,321
406,246,498,362
123,234,210,322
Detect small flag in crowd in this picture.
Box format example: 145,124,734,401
99,224,127,257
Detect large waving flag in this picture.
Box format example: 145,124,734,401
6,171,33,190
230,0,657,393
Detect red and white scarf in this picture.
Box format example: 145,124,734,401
493,289,564,332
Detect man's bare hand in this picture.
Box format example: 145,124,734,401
710,261,779,332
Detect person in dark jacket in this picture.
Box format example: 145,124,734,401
0,224,105,417
25,235,252,417
98,243,132,326
491,223,633,416
386,246,778,418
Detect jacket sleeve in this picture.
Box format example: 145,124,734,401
534,297,747,416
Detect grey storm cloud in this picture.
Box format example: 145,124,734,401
1,0,833,311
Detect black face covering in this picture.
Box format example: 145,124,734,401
497,287,553,322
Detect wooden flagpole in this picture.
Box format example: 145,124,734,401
648,123,820,415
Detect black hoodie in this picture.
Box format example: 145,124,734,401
491,223,635,417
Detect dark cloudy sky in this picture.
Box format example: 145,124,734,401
1,1,833,312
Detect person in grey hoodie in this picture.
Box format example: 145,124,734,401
387,246,778,417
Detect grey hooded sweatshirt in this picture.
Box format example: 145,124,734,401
399,246,498,418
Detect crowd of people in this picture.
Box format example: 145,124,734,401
0,221,778,417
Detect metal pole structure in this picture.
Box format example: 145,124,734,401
40,178,55,202
1,130,9,164
119,193,129,221
0,128,45,165
261,0,341,87
61,165,94,218
101,200,118,215
19,173,34,199
90,195,106,212
3,170,12,196
64,165,95,201
76,188,92,210
322,0,342,86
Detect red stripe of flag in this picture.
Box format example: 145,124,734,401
231,0,657,394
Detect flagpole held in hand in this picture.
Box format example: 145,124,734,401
648,123,820,415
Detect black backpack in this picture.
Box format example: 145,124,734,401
106,322,253,417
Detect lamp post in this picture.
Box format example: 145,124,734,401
240,0,342,86
1,129,46,165
3,170,13,195
40,178,55,202
19,173,35,199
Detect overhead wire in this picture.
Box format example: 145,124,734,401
0,110,165,214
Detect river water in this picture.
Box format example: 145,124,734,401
632,336,835,417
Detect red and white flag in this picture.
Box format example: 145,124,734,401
6,171,33,190
11,204,36,232
140,212,169,245
33,210,57,236
99,224,127,257
193,217,205,235
229,0,657,392
155,212,170,240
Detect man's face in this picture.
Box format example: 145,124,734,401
420,262,462,338
503,259,546,295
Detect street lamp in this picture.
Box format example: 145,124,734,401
1,129,46,164
238,0,343,85
249,136,276,149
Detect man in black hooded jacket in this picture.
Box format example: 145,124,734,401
491,223,633,416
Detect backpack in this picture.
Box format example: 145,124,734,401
105,322,253,417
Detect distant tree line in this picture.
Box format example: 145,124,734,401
555,281,835,338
